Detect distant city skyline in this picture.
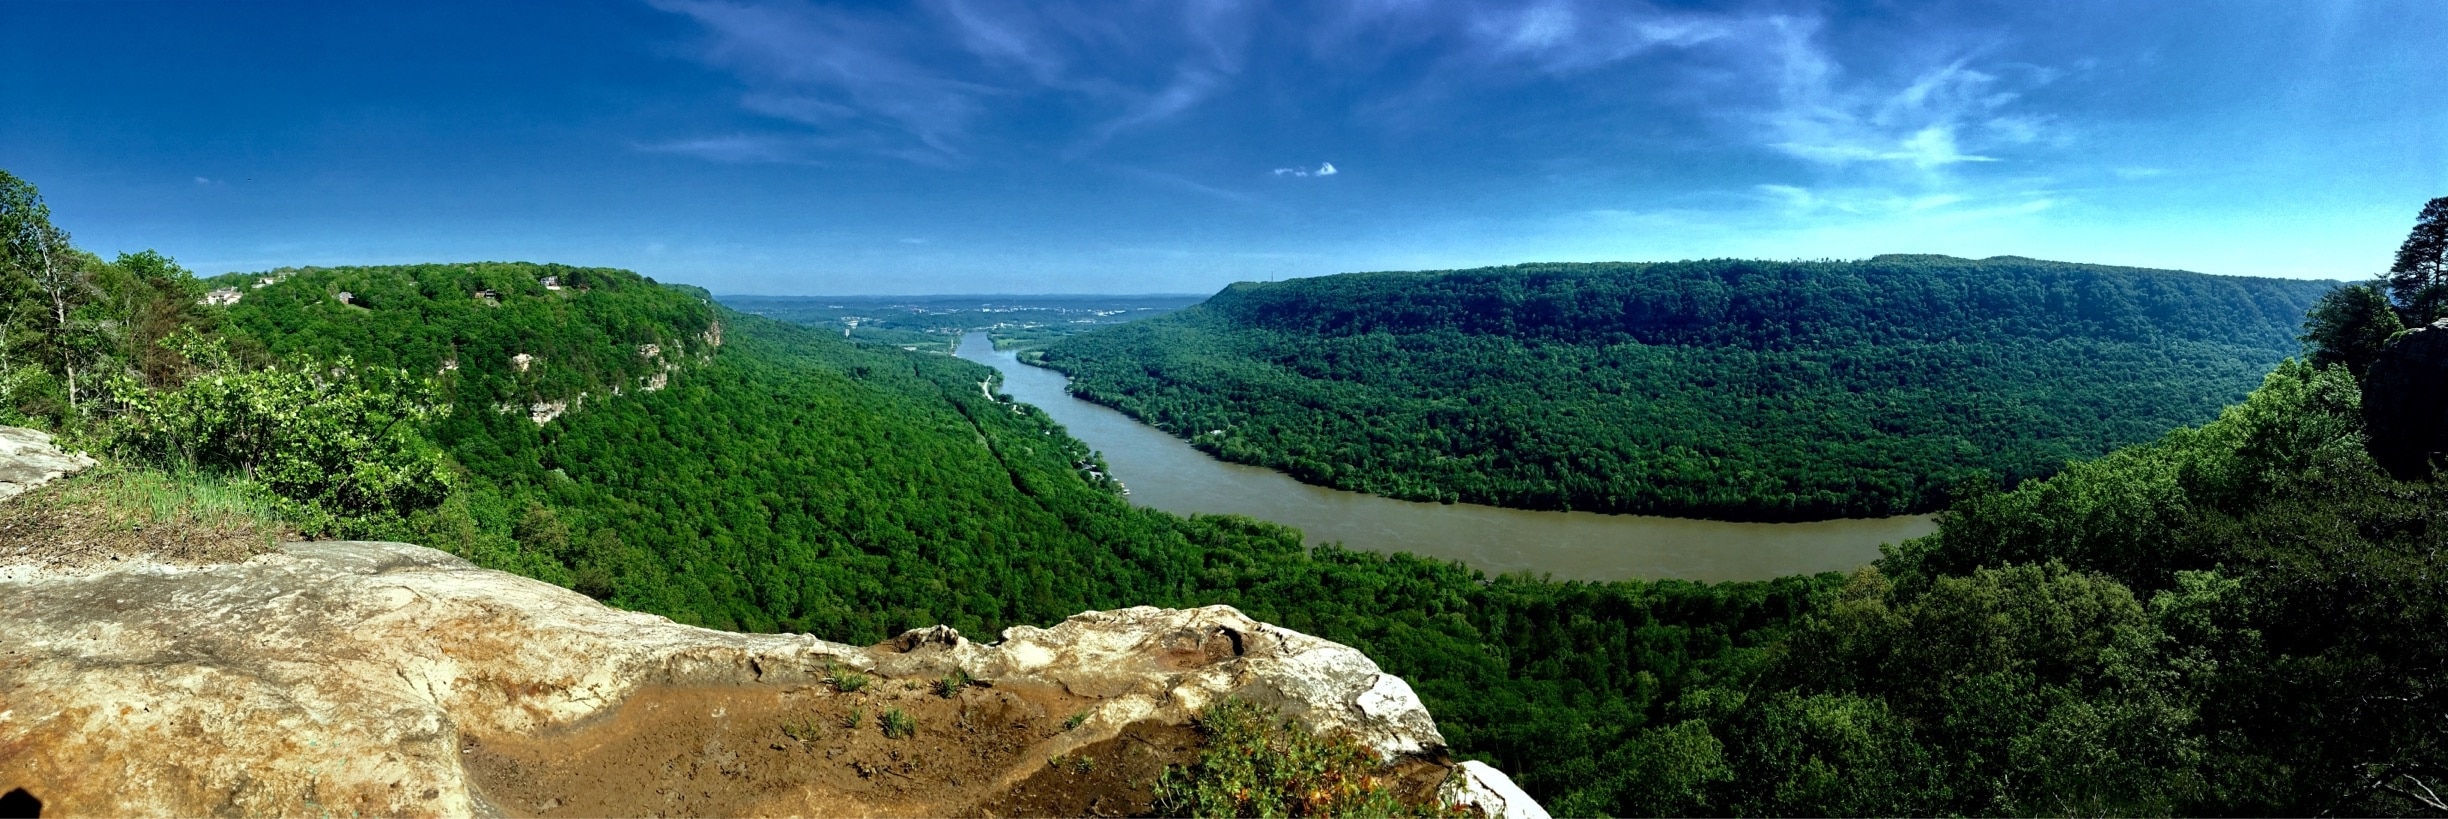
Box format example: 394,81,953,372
4,0,2441,294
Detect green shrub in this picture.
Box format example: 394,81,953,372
100,334,452,530
1151,698,1451,818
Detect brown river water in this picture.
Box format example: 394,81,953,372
958,333,1936,583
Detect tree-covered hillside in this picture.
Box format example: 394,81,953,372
1038,256,2339,520
1579,361,2446,816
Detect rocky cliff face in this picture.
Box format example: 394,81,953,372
0,536,1545,817
2364,318,2448,480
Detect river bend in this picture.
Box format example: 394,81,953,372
958,332,1936,582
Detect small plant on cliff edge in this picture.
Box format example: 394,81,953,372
1150,697,1455,818
780,716,823,744
1064,710,1090,731
879,707,916,739
825,663,869,693
935,667,974,698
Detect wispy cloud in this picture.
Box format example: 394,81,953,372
1461,0,1740,75
635,134,824,165
647,0,1783,166
1315,0,1744,77
1754,181,2057,228
650,0,1000,161
1693,10,2082,244
1757,18,2053,175
649,0,1259,164
1115,166,1267,208
644,0,2077,244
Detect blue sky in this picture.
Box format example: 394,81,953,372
4,0,2442,294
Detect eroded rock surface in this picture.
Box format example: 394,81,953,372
0,541,1537,817
0,427,93,502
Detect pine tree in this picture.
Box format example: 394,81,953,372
2388,196,2448,326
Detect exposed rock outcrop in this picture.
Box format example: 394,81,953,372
0,427,93,502
0,541,1543,817
2363,318,2448,479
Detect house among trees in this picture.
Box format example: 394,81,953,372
197,287,242,306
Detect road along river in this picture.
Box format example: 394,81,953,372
958,333,1936,583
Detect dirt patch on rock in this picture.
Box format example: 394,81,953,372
974,723,1456,819
969,722,1203,818
459,676,1148,817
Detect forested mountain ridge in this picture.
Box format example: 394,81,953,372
1192,255,2329,348
208,262,720,414
1038,256,2339,520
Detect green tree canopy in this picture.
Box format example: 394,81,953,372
2301,279,2405,377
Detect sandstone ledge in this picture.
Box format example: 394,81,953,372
0,541,1545,817
0,427,92,503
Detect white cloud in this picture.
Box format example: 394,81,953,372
1460,0,1737,75
1756,20,2050,176
1730,13,2082,246
635,134,820,165
1753,182,2050,224
1272,162,1339,178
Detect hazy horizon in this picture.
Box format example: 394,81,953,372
6,0,2440,295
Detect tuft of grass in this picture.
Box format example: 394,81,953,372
879,707,916,739
1064,710,1090,731
0,462,299,568
825,663,870,693
780,716,823,744
1150,698,1456,818
935,667,975,698
844,707,865,730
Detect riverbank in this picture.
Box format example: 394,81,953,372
958,333,1933,582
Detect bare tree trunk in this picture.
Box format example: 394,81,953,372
0,299,19,374
33,228,76,412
